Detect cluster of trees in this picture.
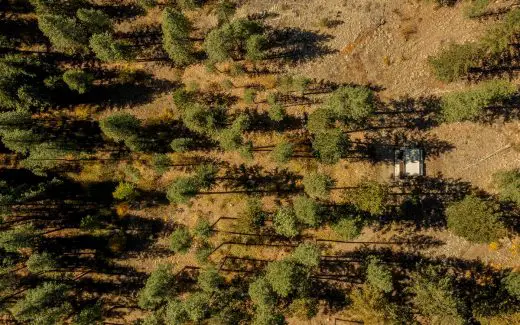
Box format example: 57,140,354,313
429,9,520,82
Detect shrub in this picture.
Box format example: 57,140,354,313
366,257,393,293
446,194,506,243
332,217,362,240
273,206,299,238
270,140,293,164
62,69,94,94
151,154,171,174
194,241,214,264
312,129,348,164
327,86,376,125
215,0,236,25
244,88,257,104
113,182,137,201
441,79,516,122
494,169,520,205
302,172,334,200
349,284,401,324
293,195,322,227
169,226,192,253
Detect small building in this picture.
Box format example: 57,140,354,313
394,148,424,179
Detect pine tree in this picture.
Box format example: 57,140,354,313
38,14,89,54
138,264,175,310
89,32,134,62
62,69,94,94
76,8,112,34
162,8,194,66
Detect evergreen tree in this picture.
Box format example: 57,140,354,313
290,243,320,268
273,206,299,238
76,8,112,34
215,0,236,25
169,226,192,253
249,276,276,308
312,129,348,164
245,34,267,61
494,169,520,205
90,32,134,62
348,180,388,216
332,217,362,240
410,267,469,325
100,113,141,143
302,172,333,200
270,140,293,164
1,128,41,154
366,257,393,293
503,271,520,299
11,282,72,324
265,260,308,298
349,284,401,324
62,69,94,94
164,299,188,325
38,14,89,54
138,264,175,310
237,196,266,232
197,266,224,293
73,303,102,325
162,8,194,66
112,182,137,201
26,252,57,273
306,108,336,134
184,292,210,322
292,195,322,227
428,42,483,82
166,177,200,204
446,194,506,243
0,224,38,253
327,86,376,125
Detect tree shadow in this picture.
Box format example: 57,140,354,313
92,3,145,21
266,27,337,63
220,163,302,193
244,107,304,132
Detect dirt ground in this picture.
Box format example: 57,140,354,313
102,0,520,323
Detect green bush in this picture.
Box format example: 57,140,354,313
273,206,299,238
446,194,506,243
169,226,192,253
113,182,137,201
306,108,336,134
244,88,257,104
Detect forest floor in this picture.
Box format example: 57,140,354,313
66,0,520,323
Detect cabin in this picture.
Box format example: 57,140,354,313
394,148,424,179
